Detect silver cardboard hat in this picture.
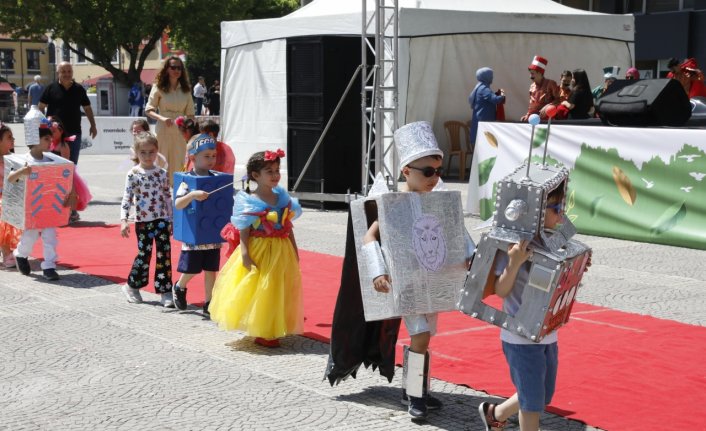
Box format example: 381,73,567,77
393,121,443,168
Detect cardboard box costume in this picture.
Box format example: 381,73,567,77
351,189,469,321
2,153,74,230
173,171,234,245
458,161,591,342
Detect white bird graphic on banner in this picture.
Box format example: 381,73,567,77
678,154,701,163
689,172,706,181
680,186,693,193
641,178,655,189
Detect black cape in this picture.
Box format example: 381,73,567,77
324,210,401,385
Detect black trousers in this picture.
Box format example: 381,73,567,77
127,219,173,293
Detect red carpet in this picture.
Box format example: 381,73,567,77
37,225,706,430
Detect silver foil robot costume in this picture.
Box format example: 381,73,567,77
325,121,475,416
458,114,592,342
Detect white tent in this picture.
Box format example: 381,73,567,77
221,0,634,175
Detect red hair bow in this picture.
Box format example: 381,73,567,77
264,148,285,161
175,116,185,128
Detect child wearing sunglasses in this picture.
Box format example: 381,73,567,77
478,186,591,431
362,121,447,421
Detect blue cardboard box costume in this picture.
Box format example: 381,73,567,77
173,171,234,245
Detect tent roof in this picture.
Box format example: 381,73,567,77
222,0,633,48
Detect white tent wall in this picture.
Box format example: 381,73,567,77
220,0,634,176
221,40,287,178
401,33,634,154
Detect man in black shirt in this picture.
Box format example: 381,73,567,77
39,62,97,165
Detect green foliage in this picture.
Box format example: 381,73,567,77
0,0,299,86
170,0,299,82
477,156,496,186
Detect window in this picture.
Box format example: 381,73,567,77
683,0,706,9
646,0,680,12
111,49,119,63
0,49,15,73
27,49,41,71
62,42,71,62
592,0,621,12
76,45,86,63
625,0,645,13
48,42,56,64
560,0,591,10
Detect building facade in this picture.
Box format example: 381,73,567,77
554,0,706,78
0,34,53,89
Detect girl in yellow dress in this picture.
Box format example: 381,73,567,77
209,149,303,347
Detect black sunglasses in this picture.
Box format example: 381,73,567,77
408,166,443,177
169,65,183,71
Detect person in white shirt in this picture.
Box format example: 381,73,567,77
192,76,207,115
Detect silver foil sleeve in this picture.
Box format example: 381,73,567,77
360,241,389,283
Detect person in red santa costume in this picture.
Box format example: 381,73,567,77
677,58,706,98
520,55,560,122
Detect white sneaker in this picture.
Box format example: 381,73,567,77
121,284,143,304
3,254,16,268
161,292,175,308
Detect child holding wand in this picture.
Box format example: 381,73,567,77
172,134,222,316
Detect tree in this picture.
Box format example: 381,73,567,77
170,0,299,84
0,0,298,86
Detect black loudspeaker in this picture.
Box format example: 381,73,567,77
286,36,371,204
596,79,691,127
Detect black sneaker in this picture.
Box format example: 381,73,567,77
401,390,443,410
408,396,428,421
172,285,188,310
42,268,60,281
425,395,443,410
15,256,31,275
202,301,211,318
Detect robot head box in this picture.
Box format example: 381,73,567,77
459,161,592,342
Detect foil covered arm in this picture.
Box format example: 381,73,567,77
360,242,389,283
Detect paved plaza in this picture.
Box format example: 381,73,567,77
1,123,704,430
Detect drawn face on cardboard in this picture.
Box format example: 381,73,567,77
412,214,447,272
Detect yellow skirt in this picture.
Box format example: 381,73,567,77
209,236,304,340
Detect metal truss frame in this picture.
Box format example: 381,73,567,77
362,0,399,194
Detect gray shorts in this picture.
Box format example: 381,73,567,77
403,313,438,336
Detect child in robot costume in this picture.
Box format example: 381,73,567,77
9,121,75,281
478,186,592,431
361,121,468,421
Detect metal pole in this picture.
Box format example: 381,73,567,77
541,118,552,168
523,124,536,182
361,0,368,193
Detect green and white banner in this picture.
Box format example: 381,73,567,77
466,122,706,250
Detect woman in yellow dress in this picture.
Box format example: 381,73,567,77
145,56,195,185
209,149,304,347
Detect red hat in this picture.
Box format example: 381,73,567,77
680,58,700,72
528,55,548,74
